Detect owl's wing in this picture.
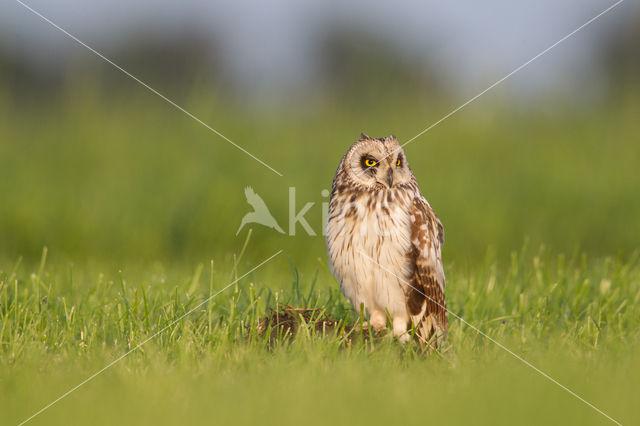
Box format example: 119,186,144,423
407,196,447,344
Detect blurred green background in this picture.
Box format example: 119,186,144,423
1,5,640,268
1,87,639,268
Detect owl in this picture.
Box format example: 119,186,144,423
326,134,447,344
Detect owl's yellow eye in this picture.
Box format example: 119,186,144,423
365,159,377,167
396,159,401,166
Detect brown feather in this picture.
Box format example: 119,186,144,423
408,197,447,344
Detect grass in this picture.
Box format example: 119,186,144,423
1,241,639,425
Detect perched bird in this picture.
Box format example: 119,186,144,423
326,134,447,344
236,186,285,235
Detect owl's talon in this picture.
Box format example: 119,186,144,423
355,321,369,331
397,333,410,344
369,311,387,331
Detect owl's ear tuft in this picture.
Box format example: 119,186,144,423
359,132,370,141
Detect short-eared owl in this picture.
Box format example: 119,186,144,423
326,134,447,344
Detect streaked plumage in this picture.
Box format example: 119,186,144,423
326,134,447,344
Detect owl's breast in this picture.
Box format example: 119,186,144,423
326,187,414,292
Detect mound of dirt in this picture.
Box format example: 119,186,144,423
253,305,351,342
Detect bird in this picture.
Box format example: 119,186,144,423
326,133,447,345
236,186,285,235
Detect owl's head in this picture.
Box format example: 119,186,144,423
340,134,414,190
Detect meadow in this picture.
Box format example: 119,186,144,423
1,81,639,425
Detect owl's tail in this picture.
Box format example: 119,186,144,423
414,313,448,349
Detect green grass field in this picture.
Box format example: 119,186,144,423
2,244,639,425
1,83,640,425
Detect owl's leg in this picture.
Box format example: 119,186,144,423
369,310,387,331
392,316,410,343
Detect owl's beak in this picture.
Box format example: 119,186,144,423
386,168,394,188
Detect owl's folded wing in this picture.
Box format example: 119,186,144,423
407,196,448,339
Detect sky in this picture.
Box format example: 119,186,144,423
1,0,636,100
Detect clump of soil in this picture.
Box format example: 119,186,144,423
253,305,351,342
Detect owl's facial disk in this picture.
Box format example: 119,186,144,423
346,136,412,189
